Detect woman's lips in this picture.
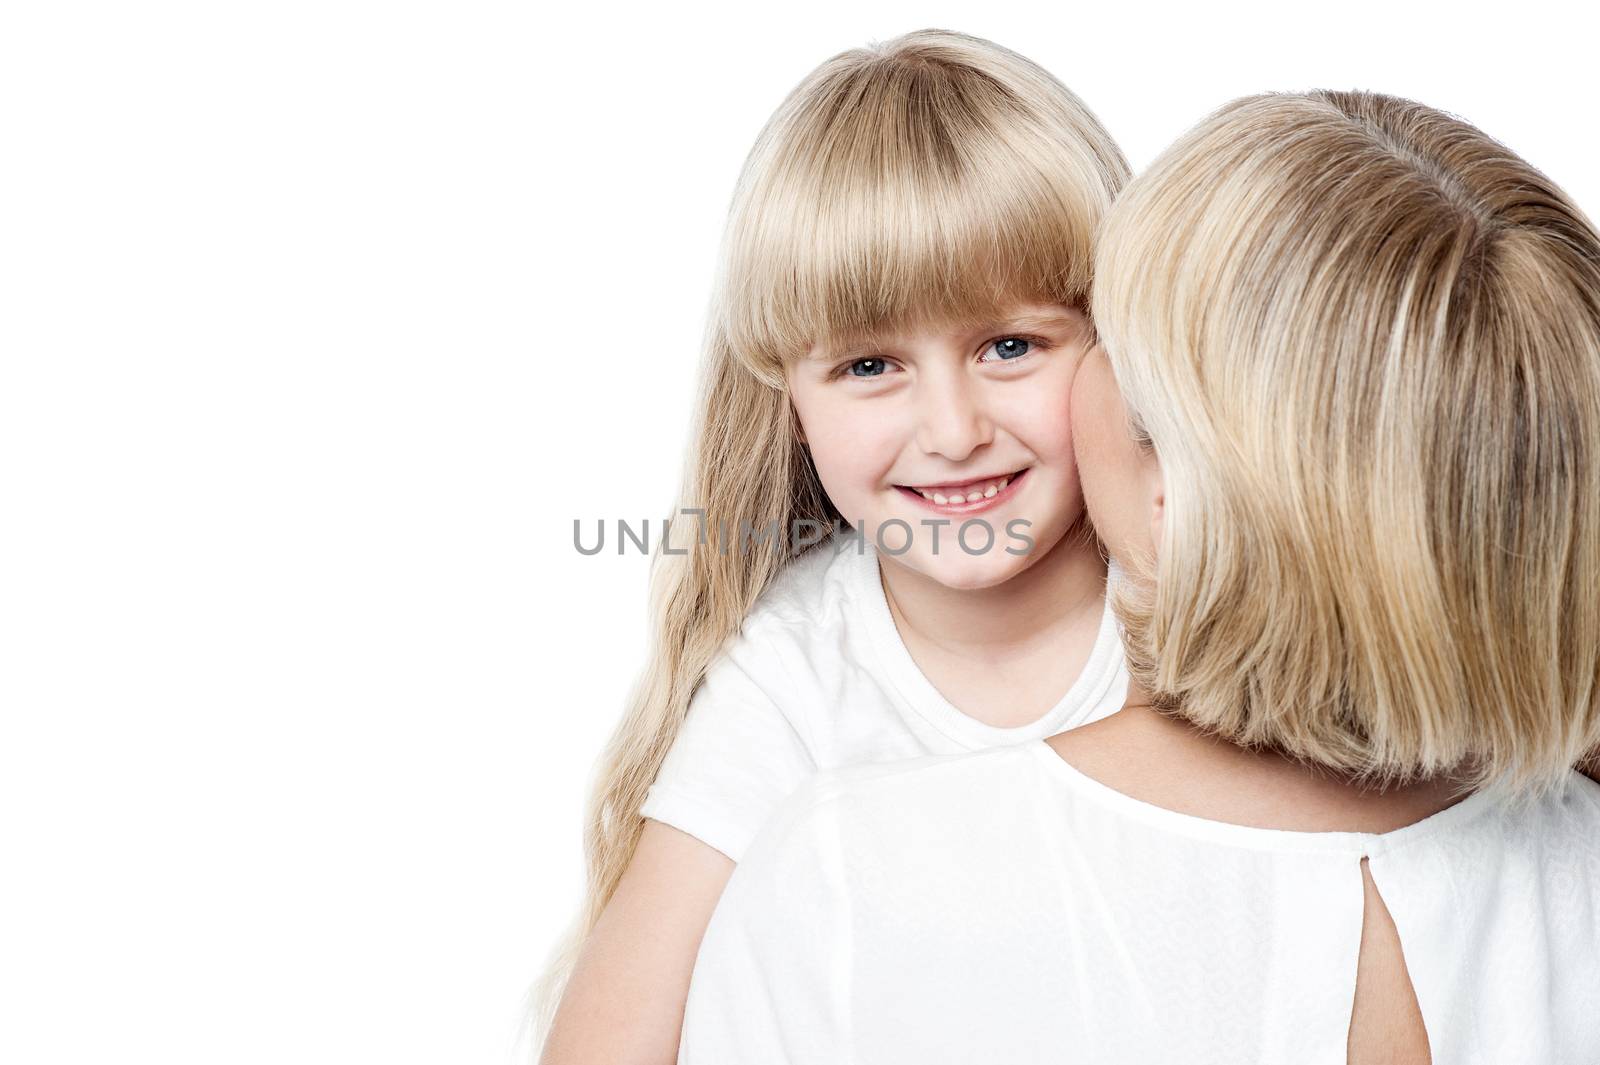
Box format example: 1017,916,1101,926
893,467,1028,516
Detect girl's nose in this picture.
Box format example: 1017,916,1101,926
914,375,995,462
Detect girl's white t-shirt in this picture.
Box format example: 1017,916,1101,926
639,533,1129,862
679,742,1600,1065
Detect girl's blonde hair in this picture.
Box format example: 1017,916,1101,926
532,27,1127,1044
1093,90,1600,796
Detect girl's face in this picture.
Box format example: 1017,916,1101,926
1068,345,1163,568
786,301,1093,590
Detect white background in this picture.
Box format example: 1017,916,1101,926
3,1,1595,1062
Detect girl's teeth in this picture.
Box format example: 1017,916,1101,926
914,474,1015,505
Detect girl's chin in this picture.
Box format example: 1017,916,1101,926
887,547,1030,591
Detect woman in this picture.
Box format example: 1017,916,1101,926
674,90,1600,1064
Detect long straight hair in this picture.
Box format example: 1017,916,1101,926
530,27,1128,1046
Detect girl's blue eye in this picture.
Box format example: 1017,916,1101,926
983,337,1033,362
846,357,890,378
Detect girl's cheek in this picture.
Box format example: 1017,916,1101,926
808,417,900,497
1014,403,1078,464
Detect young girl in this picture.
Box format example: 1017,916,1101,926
537,28,1130,1063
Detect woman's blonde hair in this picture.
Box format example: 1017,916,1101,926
1093,90,1600,796
531,27,1128,1043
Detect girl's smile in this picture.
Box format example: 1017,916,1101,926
893,466,1030,515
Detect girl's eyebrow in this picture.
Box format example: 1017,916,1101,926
989,311,1082,332
811,311,1082,361
809,336,881,362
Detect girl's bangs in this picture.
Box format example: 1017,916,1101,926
720,98,1102,375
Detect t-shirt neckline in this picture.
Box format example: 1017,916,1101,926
1025,740,1500,855
844,535,1124,750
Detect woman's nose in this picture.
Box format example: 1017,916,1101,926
914,374,994,462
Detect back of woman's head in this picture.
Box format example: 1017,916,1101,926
1092,90,1600,795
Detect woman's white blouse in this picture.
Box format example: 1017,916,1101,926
679,742,1600,1065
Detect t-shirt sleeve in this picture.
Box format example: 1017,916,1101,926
677,782,849,1065
638,622,818,863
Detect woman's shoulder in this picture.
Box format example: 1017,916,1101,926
1444,770,1600,862
806,743,1034,800
746,745,1044,857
